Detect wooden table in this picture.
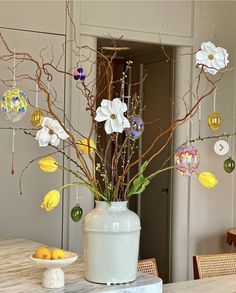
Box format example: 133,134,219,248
227,228,236,246
0,238,162,292
163,274,236,292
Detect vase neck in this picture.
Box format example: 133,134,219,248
95,201,128,211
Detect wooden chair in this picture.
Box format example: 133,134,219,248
137,258,159,277
193,253,236,279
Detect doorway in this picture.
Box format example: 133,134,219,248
97,38,174,283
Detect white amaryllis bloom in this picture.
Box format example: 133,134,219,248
35,117,70,147
195,41,229,75
95,98,130,134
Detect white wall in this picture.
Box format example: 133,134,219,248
188,0,236,280
0,1,67,247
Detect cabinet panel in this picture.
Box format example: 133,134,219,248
80,1,193,38
0,29,66,247
0,1,66,35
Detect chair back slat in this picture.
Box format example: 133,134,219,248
137,258,159,277
193,253,236,279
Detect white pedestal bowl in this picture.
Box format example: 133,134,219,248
30,252,78,289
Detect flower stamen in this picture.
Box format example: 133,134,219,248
48,129,54,135
110,114,117,120
208,54,214,60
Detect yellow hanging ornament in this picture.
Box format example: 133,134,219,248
30,107,44,127
207,111,221,131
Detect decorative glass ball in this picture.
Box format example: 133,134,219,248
71,204,83,222
208,111,221,131
174,144,200,176
224,157,235,173
73,67,86,81
1,87,28,122
127,116,144,140
30,107,44,128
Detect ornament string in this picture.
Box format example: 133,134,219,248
12,48,16,88
228,135,232,157
198,101,201,139
35,83,39,108
11,49,17,175
213,87,217,111
76,187,79,204
11,128,15,175
186,117,193,145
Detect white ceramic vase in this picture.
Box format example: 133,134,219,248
83,200,141,284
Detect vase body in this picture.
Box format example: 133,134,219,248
83,201,141,284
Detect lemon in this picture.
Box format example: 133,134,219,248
51,248,65,260
34,246,51,260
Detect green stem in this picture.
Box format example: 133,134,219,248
146,165,176,181
57,165,87,182
58,182,79,191
58,181,109,202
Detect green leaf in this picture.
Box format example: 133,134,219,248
127,174,150,197
140,161,148,173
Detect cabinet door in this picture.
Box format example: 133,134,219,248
0,28,66,247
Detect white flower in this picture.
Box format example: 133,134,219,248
35,117,70,147
95,98,130,134
195,41,229,75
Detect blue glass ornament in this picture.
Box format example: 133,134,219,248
128,116,144,140
1,87,28,122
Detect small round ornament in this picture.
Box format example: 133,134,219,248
224,157,235,173
127,116,144,140
73,67,86,81
1,87,28,122
207,111,221,131
174,144,200,176
71,204,83,222
30,107,44,128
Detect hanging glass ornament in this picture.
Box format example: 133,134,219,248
174,144,200,176
224,157,235,173
207,111,221,131
127,116,144,140
1,88,28,122
31,107,44,128
71,204,83,222
73,67,86,81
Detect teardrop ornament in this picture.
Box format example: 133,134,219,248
71,204,83,222
224,157,235,173
207,111,221,131
30,107,44,127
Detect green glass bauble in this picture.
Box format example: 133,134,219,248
207,111,221,131
224,157,235,173
71,204,83,222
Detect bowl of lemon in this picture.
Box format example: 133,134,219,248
30,246,78,289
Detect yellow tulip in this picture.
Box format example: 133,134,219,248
38,156,58,173
198,172,218,189
77,138,96,154
41,190,60,212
